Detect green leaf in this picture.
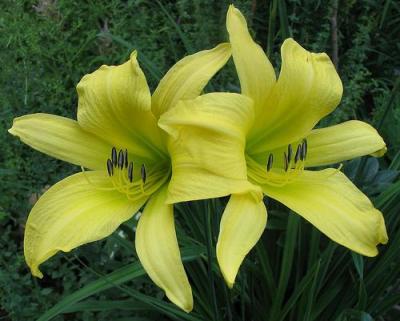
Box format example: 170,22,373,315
351,253,364,280
269,212,299,321
278,260,320,321
37,245,204,321
63,299,148,313
101,32,163,81
155,1,195,54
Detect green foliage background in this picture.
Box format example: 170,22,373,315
0,0,399,320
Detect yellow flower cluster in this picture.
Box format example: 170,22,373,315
9,5,387,312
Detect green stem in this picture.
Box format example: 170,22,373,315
203,200,219,321
278,0,291,40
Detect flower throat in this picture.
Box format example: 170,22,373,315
260,139,308,187
81,147,169,202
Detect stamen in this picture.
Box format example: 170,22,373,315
111,147,117,167
287,144,292,163
301,139,307,160
82,148,171,201
141,164,147,183
106,159,113,176
117,162,124,186
255,138,308,188
299,143,304,161
283,152,289,172
128,162,133,183
294,144,301,163
118,149,124,169
124,149,128,168
267,153,274,172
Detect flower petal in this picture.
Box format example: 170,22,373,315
159,93,262,203
77,51,166,162
249,120,387,168
135,185,193,312
260,169,388,256
216,193,267,288
305,120,387,167
9,113,111,170
226,5,276,117
152,43,231,119
248,39,343,154
24,171,148,278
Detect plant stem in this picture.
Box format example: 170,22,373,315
267,0,278,57
278,0,291,40
203,200,219,321
330,0,339,70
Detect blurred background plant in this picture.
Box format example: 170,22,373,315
0,0,399,320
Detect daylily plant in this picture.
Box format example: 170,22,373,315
9,45,233,312
159,5,388,288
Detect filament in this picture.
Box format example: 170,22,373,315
81,146,170,201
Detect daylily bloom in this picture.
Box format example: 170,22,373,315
9,45,232,312
159,5,388,288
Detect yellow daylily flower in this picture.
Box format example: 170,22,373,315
159,5,388,288
9,44,232,312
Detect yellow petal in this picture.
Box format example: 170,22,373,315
77,51,166,162
135,185,193,312
216,193,267,288
24,171,148,278
159,93,262,203
260,169,388,256
249,120,387,168
226,5,276,118
152,43,231,119
305,120,387,167
248,39,343,154
8,113,111,170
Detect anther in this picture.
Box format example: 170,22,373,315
124,149,128,168
300,146,304,161
295,144,301,163
118,149,124,169
111,147,117,167
287,144,292,163
284,152,289,171
141,164,147,184
106,159,113,176
301,139,307,160
267,153,274,172
128,162,133,183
